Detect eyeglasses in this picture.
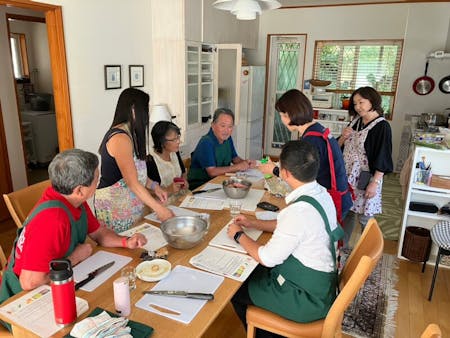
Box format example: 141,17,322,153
165,135,181,143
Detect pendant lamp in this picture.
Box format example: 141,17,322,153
213,0,281,20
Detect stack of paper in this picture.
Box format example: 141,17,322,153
120,223,168,252
0,285,88,338
209,220,262,254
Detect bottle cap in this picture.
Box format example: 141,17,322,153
49,259,73,282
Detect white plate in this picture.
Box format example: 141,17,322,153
136,259,171,282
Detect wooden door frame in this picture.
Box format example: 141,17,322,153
0,0,74,157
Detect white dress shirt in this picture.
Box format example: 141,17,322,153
258,181,338,273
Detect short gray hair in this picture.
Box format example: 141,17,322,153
212,108,234,124
48,149,99,195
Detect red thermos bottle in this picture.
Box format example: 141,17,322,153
49,259,77,325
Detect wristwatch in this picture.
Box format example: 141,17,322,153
233,231,245,244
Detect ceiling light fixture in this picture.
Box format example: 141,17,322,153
213,0,281,20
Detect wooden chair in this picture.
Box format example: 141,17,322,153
2,179,51,228
420,323,442,338
246,218,384,338
0,245,13,337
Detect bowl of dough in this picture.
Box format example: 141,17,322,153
160,216,209,249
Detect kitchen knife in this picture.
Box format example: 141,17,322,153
192,188,222,195
143,290,214,300
75,261,115,290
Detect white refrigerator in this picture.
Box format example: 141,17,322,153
234,66,266,160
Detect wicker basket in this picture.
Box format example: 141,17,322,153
402,226,431,262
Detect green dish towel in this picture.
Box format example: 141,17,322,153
64,307,153,338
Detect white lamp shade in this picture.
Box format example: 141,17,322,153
150,104,172,123
213,0,280,20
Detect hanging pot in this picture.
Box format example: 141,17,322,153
412,61,435,95
438,75,450,94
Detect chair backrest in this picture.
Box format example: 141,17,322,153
2,179,51,228
321,218,384,337
421,323,442,338
340,218,384,287
0,244,7,276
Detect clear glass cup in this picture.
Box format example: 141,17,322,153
121,266,136,291
229,199,243,218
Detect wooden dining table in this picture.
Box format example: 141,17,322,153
0,176,286,338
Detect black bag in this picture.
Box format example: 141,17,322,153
357,171,372,190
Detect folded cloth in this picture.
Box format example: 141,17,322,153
65,307,153,338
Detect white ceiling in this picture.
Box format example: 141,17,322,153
279,0,432,7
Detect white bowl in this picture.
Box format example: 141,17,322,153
136,259,171,282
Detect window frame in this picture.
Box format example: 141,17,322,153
312,39,404,120
10,32,30,80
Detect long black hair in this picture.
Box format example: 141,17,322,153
109,88,150,160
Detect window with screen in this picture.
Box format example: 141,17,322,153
312,40,403,119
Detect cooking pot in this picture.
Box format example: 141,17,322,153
413,61,435,95
438,75,450,94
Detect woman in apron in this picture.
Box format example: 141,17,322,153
339,87,393,247
95,88,174,233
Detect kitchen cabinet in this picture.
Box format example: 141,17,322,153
313,108,349,137
397,146,450,266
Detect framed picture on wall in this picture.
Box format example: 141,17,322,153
104,65,121,90
129,65,144,87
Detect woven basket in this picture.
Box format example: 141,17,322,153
402,226,431,262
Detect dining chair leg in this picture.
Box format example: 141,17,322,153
428,247,442,301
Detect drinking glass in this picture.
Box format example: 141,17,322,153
121,266,136,291
229,200,243,218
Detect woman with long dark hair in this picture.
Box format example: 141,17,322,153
95,88,174,232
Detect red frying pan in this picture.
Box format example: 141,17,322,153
413,61,435,95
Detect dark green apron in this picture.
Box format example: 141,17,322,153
188,134,233,190
249,195,344,323
0,200,88,331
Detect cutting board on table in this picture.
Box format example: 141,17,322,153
135,265,224,324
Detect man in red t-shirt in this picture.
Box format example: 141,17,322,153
0,149,147,308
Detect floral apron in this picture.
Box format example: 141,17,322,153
94,156,147,233
0,200,87,331
343,116,383,216
248,195,344,323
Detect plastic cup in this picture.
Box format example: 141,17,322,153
121,266,136,291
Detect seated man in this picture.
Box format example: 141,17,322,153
187,108,256,190
0,149,146,318
227,140,343,335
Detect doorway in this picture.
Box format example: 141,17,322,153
7,13,58,184
264,34,306,157
0,0,74,221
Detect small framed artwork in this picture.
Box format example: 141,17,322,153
104,65,121,90
129,65,144,87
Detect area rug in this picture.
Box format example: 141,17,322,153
376,173,403,241
341,252,399,338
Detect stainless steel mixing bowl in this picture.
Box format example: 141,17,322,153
222,178,252,199
160,216,209,249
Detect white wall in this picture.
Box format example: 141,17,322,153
246,3,450,169
1,0,153,190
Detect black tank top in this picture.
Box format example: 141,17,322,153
98,128,130,188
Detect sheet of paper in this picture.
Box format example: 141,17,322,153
179,195,225,210
209,220,263,254
135,265,224,324
0,285,88,338
189,246,258,282
73,251,132,292
197,183,265,212
144,205,201,223
238,169,265,183
120,222,167,251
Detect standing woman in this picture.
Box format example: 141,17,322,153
147,121,188,194
95,88,174,233
339,87,393,246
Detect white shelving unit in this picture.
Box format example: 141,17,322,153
312,108,349,137
397,146,450,266
186,42,215,128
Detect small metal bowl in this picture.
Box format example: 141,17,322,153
160,216,208,249
222,178,252,199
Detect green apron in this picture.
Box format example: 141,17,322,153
249,195,344,323
188,134,233,190
0,200,88,331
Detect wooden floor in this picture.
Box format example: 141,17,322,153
0,218,448,337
